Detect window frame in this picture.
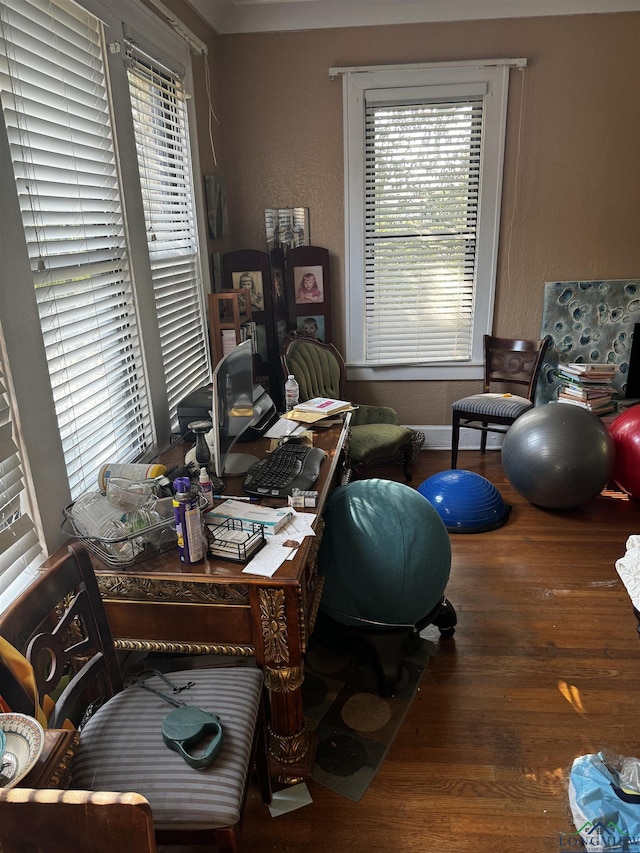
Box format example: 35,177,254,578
340,61,516,381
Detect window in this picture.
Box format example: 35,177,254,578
0,346,43,611
0,0,210,606
126,43,210,419
0,0,209,521
338,61,522,380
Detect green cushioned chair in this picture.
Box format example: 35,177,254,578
282,335,423,480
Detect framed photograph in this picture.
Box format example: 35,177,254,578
296,314,325,343
271,267,285,309
294,265,324,305
286,245,331,343
232,270,264,312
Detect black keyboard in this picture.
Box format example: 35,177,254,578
242,442,327,498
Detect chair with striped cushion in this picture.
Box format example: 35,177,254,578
450,335,551,469
0,542,271,853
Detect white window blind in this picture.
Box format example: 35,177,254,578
341,63,515,380
126,44,209,421
364,96,483,365
0,350,43,610
0,0,152,498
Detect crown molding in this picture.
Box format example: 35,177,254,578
185,0,639,35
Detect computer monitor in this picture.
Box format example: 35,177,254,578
211,339,260,479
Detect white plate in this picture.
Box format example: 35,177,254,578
0,713,45,789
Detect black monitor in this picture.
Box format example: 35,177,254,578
211,339,260,479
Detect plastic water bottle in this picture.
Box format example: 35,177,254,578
285,374,299,411
172,477,204,564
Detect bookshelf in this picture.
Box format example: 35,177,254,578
208,289,253,366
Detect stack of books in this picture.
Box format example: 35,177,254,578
556,363,617,415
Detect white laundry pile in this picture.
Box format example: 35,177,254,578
615,534,640,610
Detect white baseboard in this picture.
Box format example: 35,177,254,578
405,424,505,452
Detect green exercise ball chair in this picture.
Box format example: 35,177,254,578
316,479,456,695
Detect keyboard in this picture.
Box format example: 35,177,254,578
242,442,327,498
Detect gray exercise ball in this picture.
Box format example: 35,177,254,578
501,403,615,509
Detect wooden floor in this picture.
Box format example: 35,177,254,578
236,449,640,853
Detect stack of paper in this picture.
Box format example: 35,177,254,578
205,500,294,534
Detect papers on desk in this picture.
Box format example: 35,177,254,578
263,417,308,439
241,511,317,577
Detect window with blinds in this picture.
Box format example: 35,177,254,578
341,63,513,380
0,0,210,508
126,44,209,420
0,350,42,609
0,0,152,497
364,98,482,365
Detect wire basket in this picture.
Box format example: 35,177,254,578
62,501,177,570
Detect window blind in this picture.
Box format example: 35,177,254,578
0,351,43,610
364,97,483,365
0,0,152,498
126,44,210,420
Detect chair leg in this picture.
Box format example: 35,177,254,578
429,596,457,639
480,422,488,455
451,416,460,469
214,827,238,853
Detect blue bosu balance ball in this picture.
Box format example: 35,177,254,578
418,469,510,533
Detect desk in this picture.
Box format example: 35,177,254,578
91,416,350,780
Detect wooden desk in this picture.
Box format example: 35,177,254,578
91,417,350,780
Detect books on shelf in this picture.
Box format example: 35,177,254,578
205,499,295,534
293,397,353,416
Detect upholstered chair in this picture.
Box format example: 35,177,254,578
282,335,423,480
0,543,271,853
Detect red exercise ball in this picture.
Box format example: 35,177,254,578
609,406,640,498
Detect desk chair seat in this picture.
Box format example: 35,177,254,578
0,543,271,853
282,334,420,479
72,668,264,834
450,335,550,469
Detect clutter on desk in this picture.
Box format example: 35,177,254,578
198,467,214,509
206,518,265,562
63,489,176,569
173,477,205,564
97,461,167,493
288,488,319,509
205,500,294,535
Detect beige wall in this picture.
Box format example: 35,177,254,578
163,7,640,426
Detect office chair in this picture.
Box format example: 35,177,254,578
282,334,422,480
0,542,271,853
450,334,551,469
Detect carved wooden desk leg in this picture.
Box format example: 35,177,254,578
253,585,314,782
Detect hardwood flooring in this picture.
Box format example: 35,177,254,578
238,449,640,853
